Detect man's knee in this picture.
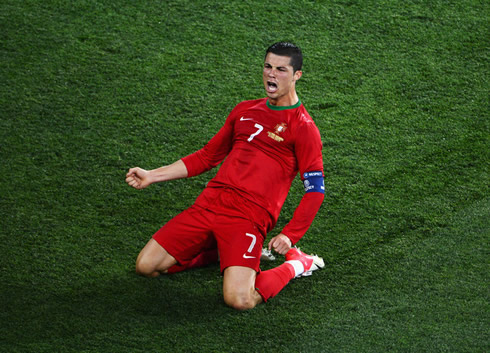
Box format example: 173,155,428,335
223,291,258,311
135,255,160,277
222,266,262,310
135,239,176,277
223,284,263,310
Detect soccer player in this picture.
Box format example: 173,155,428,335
126,42,325,310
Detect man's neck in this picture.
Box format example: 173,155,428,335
268,91,299,107
266,99,301,110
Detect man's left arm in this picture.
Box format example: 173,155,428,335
280,185,325,244
269,176,325,254
268,120,325,254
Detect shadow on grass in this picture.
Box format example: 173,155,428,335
2,264,228,348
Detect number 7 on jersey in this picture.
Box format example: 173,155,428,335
247,123,264,142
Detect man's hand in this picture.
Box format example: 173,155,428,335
126,167,152,189
268,233,292,255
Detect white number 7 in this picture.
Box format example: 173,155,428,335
247,123,264,142
245,233,257,253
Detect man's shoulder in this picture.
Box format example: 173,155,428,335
234,98,267,110
227,98,268,120
288,105,323,144
290,104,316,126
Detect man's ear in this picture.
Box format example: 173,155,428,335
293,70,303,82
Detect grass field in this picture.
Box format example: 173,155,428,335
1,0,488,352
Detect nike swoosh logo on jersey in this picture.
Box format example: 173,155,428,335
240,117,253,121
243,254,256,259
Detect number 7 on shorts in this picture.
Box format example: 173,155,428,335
243,233,257,259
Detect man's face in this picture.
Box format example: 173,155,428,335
263,53,302,104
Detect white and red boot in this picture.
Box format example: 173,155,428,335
285,247,325,277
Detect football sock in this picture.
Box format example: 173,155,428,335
285,260,305,277
254,262,297,302
167,248,219,274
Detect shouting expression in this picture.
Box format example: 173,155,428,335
263,53,302,106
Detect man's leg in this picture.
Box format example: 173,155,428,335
222,248,322,310
222,266,263,310
217,218,294,310
136,238,178,277
137,205,217,277
166,247,218,274
255,247,325,302
222,248,326,309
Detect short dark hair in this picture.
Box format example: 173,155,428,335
265,42,303,72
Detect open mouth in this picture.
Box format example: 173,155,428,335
267,81,278,93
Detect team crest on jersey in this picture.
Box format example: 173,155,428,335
268,123,288,142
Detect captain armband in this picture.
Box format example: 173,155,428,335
302,171,325,194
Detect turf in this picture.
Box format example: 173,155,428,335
1,0,488,352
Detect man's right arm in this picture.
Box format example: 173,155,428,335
127,105,238,189
125,119,232,190
125,159,188,190
180,114,235,177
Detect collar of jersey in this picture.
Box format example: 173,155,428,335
266,99,301,111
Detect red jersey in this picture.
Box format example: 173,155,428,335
182,98,324,244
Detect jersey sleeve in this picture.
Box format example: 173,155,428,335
181,112,236,177
281,119,325,244
295,119,324,175
281,192,324,244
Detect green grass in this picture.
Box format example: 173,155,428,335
1,0,488,352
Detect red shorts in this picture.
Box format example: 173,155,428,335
152,188,272,273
